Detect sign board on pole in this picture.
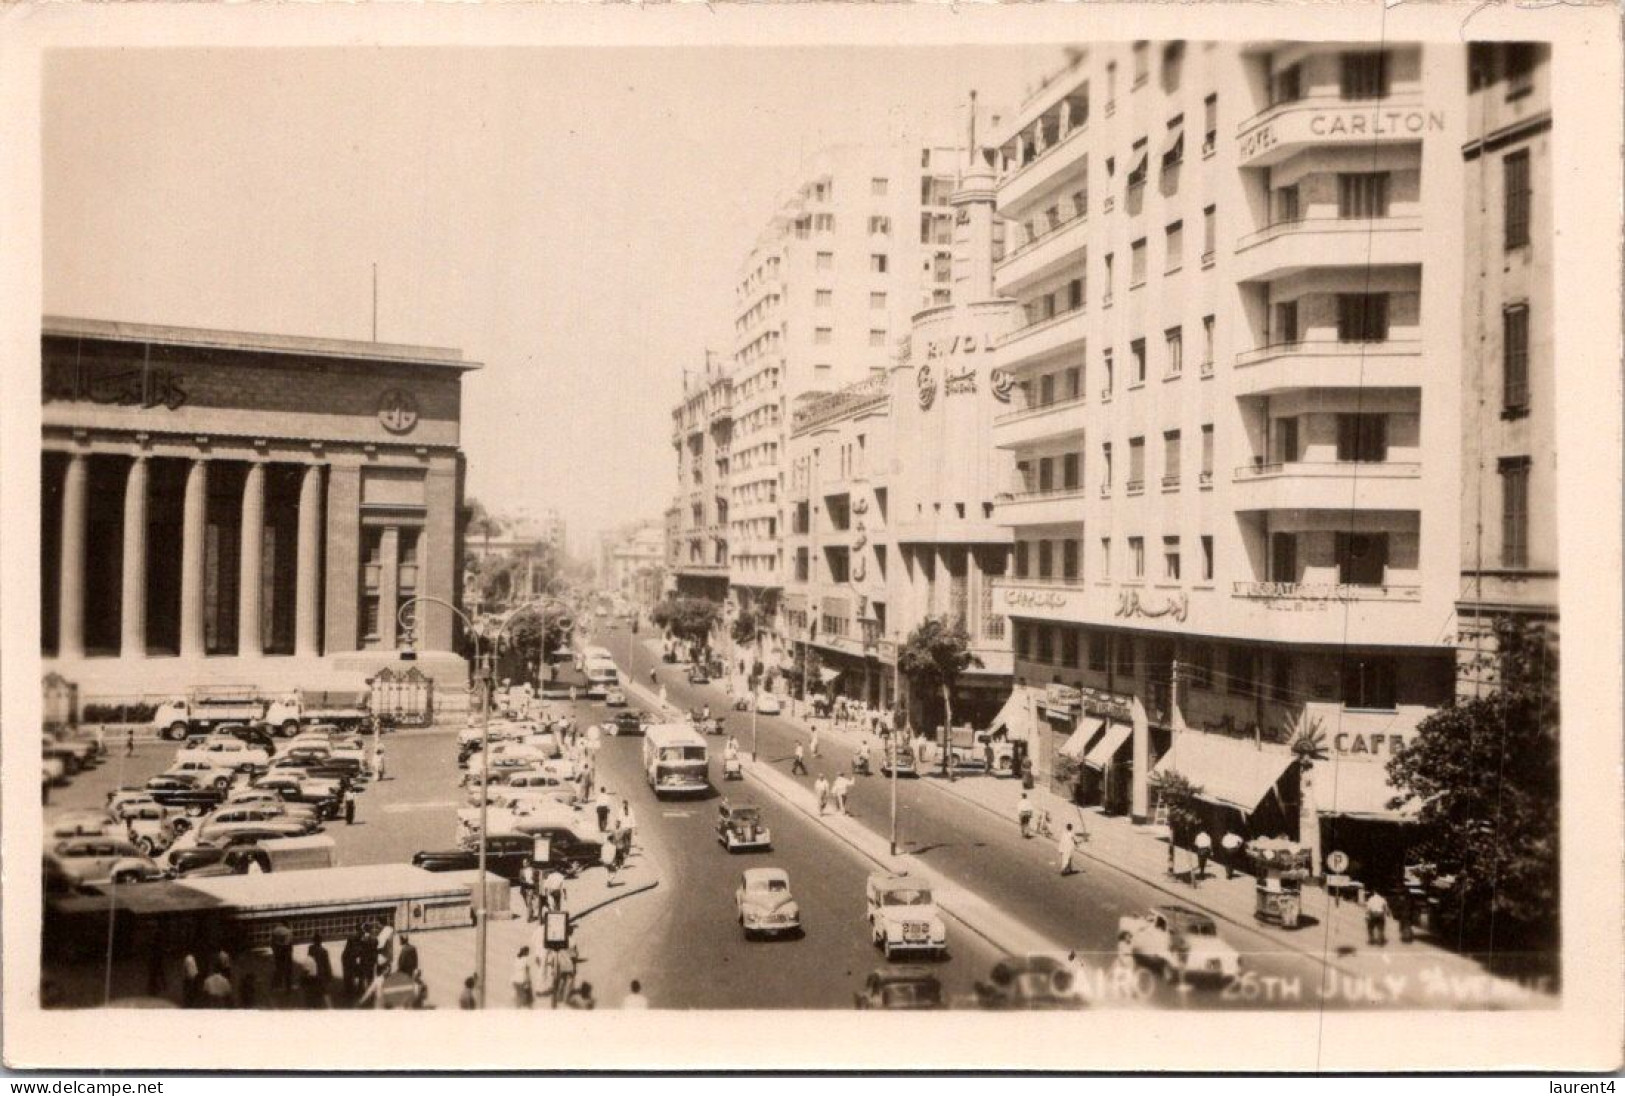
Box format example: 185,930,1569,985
532,836,552,865
1326,850,1350,875
543,909,570,950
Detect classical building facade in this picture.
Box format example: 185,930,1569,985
41,316,475,696
1455,41,1557,697
988,44,1465,851
668,355,732,603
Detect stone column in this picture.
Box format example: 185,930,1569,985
237,462,265,656
294,464,323,657
179,458,209,659
119,456,148,657
378,526,400,649
56,453,87,659
1130,696,1151,823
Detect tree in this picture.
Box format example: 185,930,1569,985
897,616,981,778
1286,714,1329,876
651,596,722,650
1149,769,1206,847
498,603,574,683
1386,617,1559,952
731,608,766,687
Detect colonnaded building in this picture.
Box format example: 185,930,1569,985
40,317,476,704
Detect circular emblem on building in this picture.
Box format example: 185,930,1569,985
916,365,936,410
377,388,420,434
990,367,1016,403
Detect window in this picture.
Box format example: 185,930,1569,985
1131,339,1147,385
1103,349,1114,396
1163,429,1182,485
869,215,892,237
1336,413,1388,462
1203,93,1218,152
1273,300,1299,344
1335,532,1388,586
1500,456,1532,568
816,289,833,308
1014,621,1031,660
1103,253,1115,303
1106,61,1117,108
1200,535,1214,581
870,253,889,274
1013,540,1030,579
1165,221,1184,272
1277,184,1301,224
793,216,811,240
1061,629,1081,668
814,213,835,233
1062,452,1081,489
870,291,887,310
1270,532,1298,583
1132,41,1149,87
1130,239,1147,285
1063,365,1082,400
814,327,833,345
1227,648,1256,697
1202,206,1216,263
1100,537,1112,579
1035,626,1054,664
1066,276,1085,311
1200,424,1214,482
1163,536,1181,580
1340,51,1390,100
1116,634,1136,678
1038,456,1054,491
1273,417,1300,463
1268,656,1293,703
1338,173,1391,219
1127,138,1149,188
1342,658,1398,711
933,288,952,306
1270,62,1302,106
1202,315,1215,370
871,177,889,196
1062,539,1080,580
1337,293,1389,342
869,329,888,348
1504,42,1537,98
1187,642,1214,689
1128,436,1146,491
1089,632,1109,672
1503,304,1530,411
1102,442,1113,490
1038,540,1054,579
1162,114,1185,171
1162,41,1184,92
1038,373,1056,406
1165,327,1183,377
1504,150,1532,249
816,251,834,271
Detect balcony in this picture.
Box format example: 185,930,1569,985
1232,580,1420,603
994,485,1089,525
995,207,1089,295
1230,460,1423,511
998,303,1088,369
992,394,1088,450
708,395,734,424
1233,216,1422,282
1236,92,1439,168
997,123,1091,218
1232,339,1422,396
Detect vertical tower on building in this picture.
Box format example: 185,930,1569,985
668,353,733,605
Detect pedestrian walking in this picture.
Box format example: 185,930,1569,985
544,869,567,913
396,934,419,978
459,975,478,1009
308,932,334,995
809,726,820,758
790,743,808,775
1058,823,1079,876
1221,832,1244,879
375,922,396,976
814,775,830,815
512,946,534,1008
595,787,613,832
620,799,637,851
343,786,357,826
832,772,852,815
602,835,621,883
125,727,136,758
623,979,649,1009
1017,791,1034,838
341,930,362,999
548,943,579,1008
270,920,295,992
1194,831,1213,886
1365,891,1391,946
374,747,387,782
518,861,538,921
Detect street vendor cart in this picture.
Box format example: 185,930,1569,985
1247,838,1311,930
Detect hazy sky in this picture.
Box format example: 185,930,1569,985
43,46,1053,555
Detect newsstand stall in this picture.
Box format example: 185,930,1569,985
1247,838,1312,929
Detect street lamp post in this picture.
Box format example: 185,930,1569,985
397,590,576,1011
890,632,903,858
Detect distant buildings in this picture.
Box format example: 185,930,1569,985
597,519,665,608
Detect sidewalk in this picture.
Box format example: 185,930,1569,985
637,656,1555,1004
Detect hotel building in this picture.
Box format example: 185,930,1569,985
41,316,475,699
1455,42,1557,697
668,355,733,604
987,43,1465,852
727,142,964,669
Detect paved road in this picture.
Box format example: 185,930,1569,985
602,622,1368,1011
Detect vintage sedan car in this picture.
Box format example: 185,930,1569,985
854,966,945,1010
879,743,918,778
175,737,271,774
187,723,277,756
715,799,772,852
119,804,184,855
164,758,240,790
49,837,161,886
413,833,537,882
866,872,948,960
686,665,711,685
603,688,628,708
251,774,341,817
196,807,313,844
266,755,357,785
218,790,323,828
754,693,782,716
1118,905,1242,985
144,774,228,811
166,843,272,878
50,809,114,839
973,955,1087,1010
613,710,649,735
735,868,802,940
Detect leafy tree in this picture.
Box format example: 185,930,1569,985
651,596,722,650
1386,617,1559,951
897,617,981,778
1149,769,1206,846
1287,715,1330,876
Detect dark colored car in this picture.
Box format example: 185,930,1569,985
854,967,946,1010
187,722,278,756
144,775,227,811
412,834,538,882
266,756,357,786
167,844,272,878
252,774,341,818
614,710,649,735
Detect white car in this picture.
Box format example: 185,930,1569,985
1117,905,1243,985
175,738,270,774
865,872,947,960
604,688,627,708
164,759,239,790
754,693,782,716
735,868,802,939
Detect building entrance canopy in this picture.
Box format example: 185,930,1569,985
1083,720,1133,771
1153,733,1296,815
986,686,1040,743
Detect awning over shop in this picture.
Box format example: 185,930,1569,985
1058,716,1106,761
1153,733,1296,814
1314,760,1419,822
987,687,1040,743
1083,720,1133,771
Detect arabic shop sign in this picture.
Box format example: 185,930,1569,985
916,330,1016,408
1002,587,1071,611
1239,107,1446,163
1113,589,1190,623
44,357,188,410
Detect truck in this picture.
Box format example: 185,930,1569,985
263,690,371,737
152,688,370,741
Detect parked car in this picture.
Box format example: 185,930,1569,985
1117,905,1243,986
754,693,782,716
603,688,628,708
251,774,342,817
865,872,947,960
687,665,711,685
187,722,277,757
613,710,649,735
50,809,113,839
716,799,772,852
412,834,538,882
174,737,271,774
854,966,945,1010
144,774,228,811
49,837,161,886
163,759,239,790
166,844,272,878
972,955,1087,1010
119,804,184,856
196,808,312,844
218,789,322,827
735,867,802,940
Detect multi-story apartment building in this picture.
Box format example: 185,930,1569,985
1456,41,1556,698
988,43,1464,863
728,143,963,666
668,355,732,604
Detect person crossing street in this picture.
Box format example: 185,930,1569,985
1017,792,1035,838
790,743,808,775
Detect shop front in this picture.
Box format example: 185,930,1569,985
1151,729,1298,840
1037,684,1137,810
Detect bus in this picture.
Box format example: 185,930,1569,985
642,723,709,797
584,657,620,690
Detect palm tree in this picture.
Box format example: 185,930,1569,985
1287,715,1329,876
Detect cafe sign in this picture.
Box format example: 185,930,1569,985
1332,729,1413,758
